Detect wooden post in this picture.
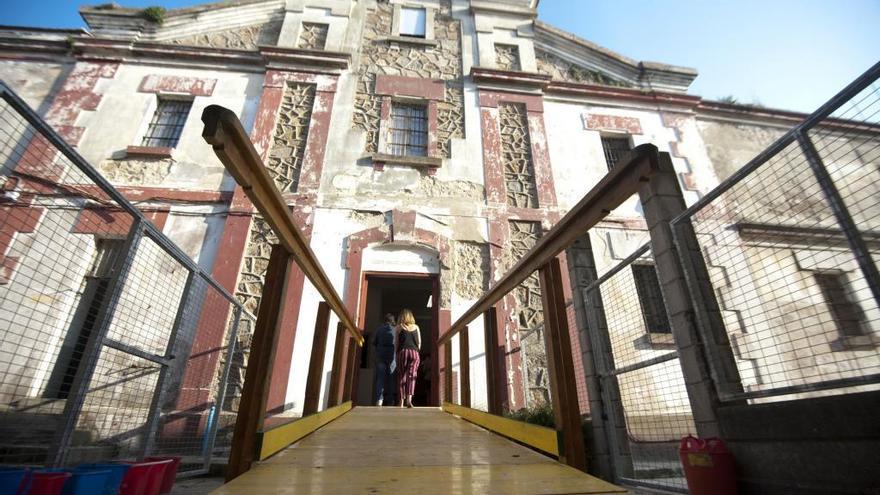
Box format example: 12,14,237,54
226,244,291,481
443,342,453,403
483,307,504,415
327,321,347,407
459,326,471,408
539,257,587,472
303,302,331,415
342,336,358,402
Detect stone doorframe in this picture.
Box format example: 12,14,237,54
341,210,452,406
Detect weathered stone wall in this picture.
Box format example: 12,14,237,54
505,220,547,406
169,19,282,50
535,49,630,87
352,2,465,157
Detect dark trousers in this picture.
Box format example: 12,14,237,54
374,359,395,404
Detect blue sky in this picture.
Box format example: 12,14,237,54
2,0,877,113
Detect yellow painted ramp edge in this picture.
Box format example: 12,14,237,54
442,402,558,457
259,401,352,460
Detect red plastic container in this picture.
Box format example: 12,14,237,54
119,460,172,495
679,435,738,495
143,457,181,494
23,471,72,495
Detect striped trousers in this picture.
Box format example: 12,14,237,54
397,348,420,398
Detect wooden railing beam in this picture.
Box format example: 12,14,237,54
459,326,471,408
327,322,347,408
201,105,362,345
483,307,504,415
226,244,291,481
303,302,331,415
540,257,587,472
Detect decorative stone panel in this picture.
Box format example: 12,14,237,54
169,20,282,50
499,103,539,208
234,215,278,317
495,44,521,71
352,2,464,158
506,220,548,406
453,241,490,300
266,83,316,193
298,22,328,50
535,49,630,87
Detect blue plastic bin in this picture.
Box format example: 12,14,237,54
74,464,130,495
60,469,111,495
0,468,28,495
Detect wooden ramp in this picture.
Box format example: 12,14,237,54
212,407,625,494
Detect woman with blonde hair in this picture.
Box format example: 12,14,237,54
394,308,421,408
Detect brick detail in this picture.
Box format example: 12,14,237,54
0,202,44,284
660,111,701,194
375,75,445,100
138,75,217,96
582,113,643,134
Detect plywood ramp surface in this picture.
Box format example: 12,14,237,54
213,407,625,494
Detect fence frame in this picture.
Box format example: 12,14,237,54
0,81,246,476
669,61,880,402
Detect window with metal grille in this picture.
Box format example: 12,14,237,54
141,98,192,148
601,136,631,170
399,7,426,38
389,103,428,157
45,238,124,399
632,263,671,334
815,272,867,337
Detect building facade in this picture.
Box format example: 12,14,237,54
1,0,876,431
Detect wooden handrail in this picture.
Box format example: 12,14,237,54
201,105,363,345
438,144,661,345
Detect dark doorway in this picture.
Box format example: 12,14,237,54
356,273,438,407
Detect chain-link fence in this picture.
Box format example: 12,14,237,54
0,81,246,476
583,243,694,493
671,63,880,403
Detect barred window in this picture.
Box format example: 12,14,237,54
141,98,192,148
632,263,671,334
601,135,631,170
815,272,867,337
389,103,428,157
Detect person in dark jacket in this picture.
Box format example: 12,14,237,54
372,313,397,406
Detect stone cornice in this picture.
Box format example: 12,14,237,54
469,0,537,19
546,81,701,109
71,36,263,68
534,20,697,93
80,0,283,42
259,45,350,72
470,66,552,93
40,36,351,74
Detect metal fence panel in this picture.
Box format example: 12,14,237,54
0,82,246,476
586,244,694,493
671,65,880,403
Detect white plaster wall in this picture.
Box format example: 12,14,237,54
0,61,71,178
76,65,263,192
278,0,353,52
0,202,91,401
544,100,714,216
472,11,536,71
0,60,70,115
161,204,227,271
